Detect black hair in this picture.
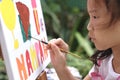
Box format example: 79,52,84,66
90,48,112,65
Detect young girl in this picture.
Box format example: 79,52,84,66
47,0,120,80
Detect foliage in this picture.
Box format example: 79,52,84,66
0,59,8,80
41,0,95,78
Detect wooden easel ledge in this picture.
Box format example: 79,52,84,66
36,71,47,80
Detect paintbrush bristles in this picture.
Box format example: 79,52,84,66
41,41,48,44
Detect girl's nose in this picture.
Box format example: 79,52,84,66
87,23,94,31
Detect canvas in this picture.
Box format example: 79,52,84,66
0,0,50,80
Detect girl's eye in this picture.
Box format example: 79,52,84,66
93,16,99,19
93,16,97,19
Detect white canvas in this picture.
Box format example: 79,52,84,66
0,0,50,80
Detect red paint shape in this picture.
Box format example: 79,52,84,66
39,41,44,63
16,2,30,39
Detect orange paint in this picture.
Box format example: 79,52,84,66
31,0,40,34
16,54,28,80
33,10,40,34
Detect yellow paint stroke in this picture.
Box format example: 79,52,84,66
0,0,16,30
0,0,19,49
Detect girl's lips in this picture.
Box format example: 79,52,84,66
89,36,96,42
91,38,95,42
88,33,96,42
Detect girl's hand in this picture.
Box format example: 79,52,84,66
47,39,78,80
47,38,69,70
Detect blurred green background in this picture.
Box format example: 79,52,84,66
42,0,95,78
0,0,95,79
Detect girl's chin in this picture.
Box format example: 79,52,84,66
96,47,109,51
95,45,109,51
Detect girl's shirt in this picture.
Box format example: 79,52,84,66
89,54,120,80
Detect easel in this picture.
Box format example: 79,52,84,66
36,71,47,80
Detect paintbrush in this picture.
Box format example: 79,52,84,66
29,35,81,59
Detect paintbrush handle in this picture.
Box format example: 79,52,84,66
30,36,81,59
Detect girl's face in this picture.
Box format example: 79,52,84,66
87,0,120,50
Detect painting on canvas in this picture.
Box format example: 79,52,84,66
0,0,50,80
